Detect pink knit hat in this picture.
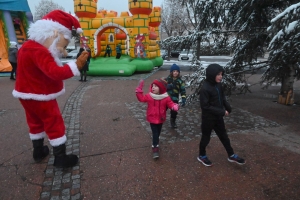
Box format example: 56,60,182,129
152,78,167,94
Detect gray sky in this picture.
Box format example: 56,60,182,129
27,0,164,16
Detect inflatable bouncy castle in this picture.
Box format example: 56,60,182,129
74,0,163,76
0,0,32,72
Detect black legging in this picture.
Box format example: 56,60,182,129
10,62,17,78
150,123,163,147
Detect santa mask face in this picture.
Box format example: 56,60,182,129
48,33,69,59
55,33,69,58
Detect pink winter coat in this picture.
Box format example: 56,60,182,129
136,92,176,124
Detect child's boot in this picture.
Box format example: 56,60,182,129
170,118,177,128
53,143,78,168
32,138,49,163
152,146,159,159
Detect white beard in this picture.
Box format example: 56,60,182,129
48,37,64,66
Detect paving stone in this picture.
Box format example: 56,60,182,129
37,69,287,199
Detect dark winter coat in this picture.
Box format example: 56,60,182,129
116,45,122,54
76,49,91,71
165,76,186,103
200,64,231,120
9,47,18,63
105,46,111,53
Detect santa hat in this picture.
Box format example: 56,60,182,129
152,78,167,94
43,10,82,34
28,10,82,42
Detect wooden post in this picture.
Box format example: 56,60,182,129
285,90,293,105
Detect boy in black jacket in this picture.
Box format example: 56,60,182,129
197,64,245,167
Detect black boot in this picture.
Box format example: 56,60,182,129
32,139,49,163
53,144,78,168
170,118,177,128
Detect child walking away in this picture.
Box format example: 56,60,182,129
198,64,245,167
135,78,179,159
165,64,186,128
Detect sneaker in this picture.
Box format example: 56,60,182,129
152,147,159,159
197,155,212,167
228,154,245,165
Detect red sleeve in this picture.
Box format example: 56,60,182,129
31,48,76,81
136,92,149,102
166,96,176,109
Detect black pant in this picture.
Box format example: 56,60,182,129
80,70,87,81
169,100,178,119
116,53,121,59
150,123,163,147
10,62,17,78
199,117,234,157
104,52,110,57
170,109,177,119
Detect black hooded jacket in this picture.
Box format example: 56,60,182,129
199,64,231,120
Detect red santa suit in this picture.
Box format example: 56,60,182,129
12,10,82,147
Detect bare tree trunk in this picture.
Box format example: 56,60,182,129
278,64,296,105
196,37,201,60
167,47,171,61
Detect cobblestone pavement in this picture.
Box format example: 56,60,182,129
40,69,161,199
40,82,87,200
5,65,297,199
126,101,281,144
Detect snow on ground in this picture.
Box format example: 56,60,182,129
163,59,229,67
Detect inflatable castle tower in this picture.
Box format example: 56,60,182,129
74,0,163,76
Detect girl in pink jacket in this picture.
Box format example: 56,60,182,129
136,78,179,159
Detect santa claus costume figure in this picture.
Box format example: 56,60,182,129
12,10,89,168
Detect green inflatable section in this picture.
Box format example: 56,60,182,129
86,55,163,76
153,56,163,67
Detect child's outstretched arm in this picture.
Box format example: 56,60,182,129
135,79,144,93
166,97,179,111
135,79,148,102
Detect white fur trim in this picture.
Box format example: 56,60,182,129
68,61,80,76
29,131,46,140
77,28,83,34
150,92,169,100
49,135,67,147
28,20,71,44
12,88,66,101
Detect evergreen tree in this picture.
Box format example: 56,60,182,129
265,2,300,104
160,0,300,104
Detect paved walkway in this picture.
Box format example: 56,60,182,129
0,66,300,200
